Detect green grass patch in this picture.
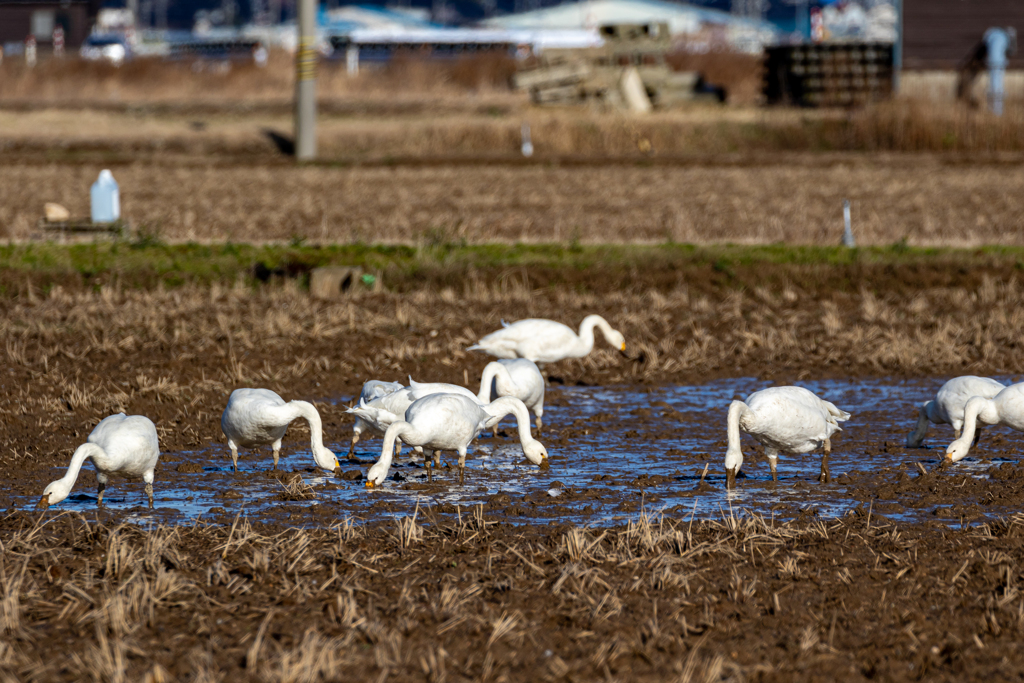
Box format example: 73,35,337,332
1,240,1022,296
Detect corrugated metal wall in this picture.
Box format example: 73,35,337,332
904,0,1023,69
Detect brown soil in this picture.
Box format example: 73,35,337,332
4,505,1024,682
4,154,1024,244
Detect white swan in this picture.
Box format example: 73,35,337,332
907,375,1005,447
348,379,404,458
366,394,548,487
946,382,1024,463
725,386,851,488
348,378,484,435
477,359,545,431
39,413,160,509
221,388,339,473
468,315,626,363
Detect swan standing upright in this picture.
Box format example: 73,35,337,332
38,413,160,509
348,379,404,458
725,386,851,488
946,382,1024,463
221,388,339,473
907,376,1005,447
468,315,626,363
477,359,545,431
366,394,547,487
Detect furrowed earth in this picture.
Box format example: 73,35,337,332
3,259,1024,682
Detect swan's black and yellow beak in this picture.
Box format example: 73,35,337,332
37,494,50,509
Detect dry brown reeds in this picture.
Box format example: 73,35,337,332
0,50,517,105
2,504,1024,681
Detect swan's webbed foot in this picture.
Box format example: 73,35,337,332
458,465,465,486
347,434,359,460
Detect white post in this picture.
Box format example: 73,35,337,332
294,0,317,160
842,199,855,247
346,42,359,76
521,122,533,157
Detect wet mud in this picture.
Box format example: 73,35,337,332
6,272,1024,680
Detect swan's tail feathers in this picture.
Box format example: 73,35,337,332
822,400,851,422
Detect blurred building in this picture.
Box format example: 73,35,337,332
0,0,98,51
900,0,1023,101
483,0,778,53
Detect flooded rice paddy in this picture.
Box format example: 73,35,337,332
16,375,1024,527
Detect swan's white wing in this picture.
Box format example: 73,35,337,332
745,387,839,453
936,376,1006,422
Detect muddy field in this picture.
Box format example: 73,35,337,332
4,154,1024,245
3,262,1024,680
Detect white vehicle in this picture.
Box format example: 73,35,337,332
80,35,129,65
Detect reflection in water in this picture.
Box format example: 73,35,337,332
25,376,1024,526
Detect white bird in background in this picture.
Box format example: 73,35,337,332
468,315,627,364
348,379,404,458
39,413,160,509
906,375,1005,448
477,359,545,431
725,386,851,488
946,382,1024,463
221,388,339,473
366,394,548,487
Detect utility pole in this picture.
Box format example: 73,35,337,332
295,0,317,160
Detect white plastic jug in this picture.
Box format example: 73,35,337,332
90,170,120,223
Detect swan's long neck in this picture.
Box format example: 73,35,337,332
60,443,104,490
725,401,749,469
958,397,991,447
380,422,418,467
576,316,602,355
478,362,499,403
288,401,327,452
479,362,515,402
486,397,539,448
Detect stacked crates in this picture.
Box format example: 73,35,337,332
764,43,894,106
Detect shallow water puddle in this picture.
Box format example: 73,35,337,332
22,376,1024,526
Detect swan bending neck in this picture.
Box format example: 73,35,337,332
62,443,105,487
487,397,537,446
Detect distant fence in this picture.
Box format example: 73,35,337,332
168,38,261,61
328,35,516,63
764,42,894,106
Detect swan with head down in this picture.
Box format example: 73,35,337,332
725,386,850,488
221,388,339,473
946,382,1024,463
366,393,547,487
907,375,1005,448
39,413,160,509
